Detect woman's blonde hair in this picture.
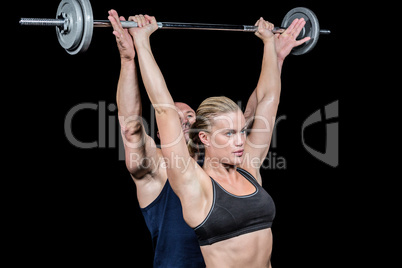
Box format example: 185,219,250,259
188,96,240,157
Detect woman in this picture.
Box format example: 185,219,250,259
128,14,296,267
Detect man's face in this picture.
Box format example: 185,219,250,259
175,102,196,142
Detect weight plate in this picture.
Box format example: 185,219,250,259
56,0,83,51
56,0,93,55
71,0,93,55
281,7,320,55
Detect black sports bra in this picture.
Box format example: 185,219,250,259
193,168,275,246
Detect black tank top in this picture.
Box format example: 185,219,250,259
193,168,275,246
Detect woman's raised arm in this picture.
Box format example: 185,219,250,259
243,18,281,171
129,15,210,226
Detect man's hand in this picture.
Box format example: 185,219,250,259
274,18,311,61
108,9,135,62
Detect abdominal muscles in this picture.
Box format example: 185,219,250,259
200,228,273,268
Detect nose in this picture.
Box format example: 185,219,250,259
178,113,187,126
182,117,190,127
235,132,244,147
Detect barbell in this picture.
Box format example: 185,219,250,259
19,0,330,55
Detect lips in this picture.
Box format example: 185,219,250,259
233,150,244,157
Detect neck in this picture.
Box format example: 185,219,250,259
203,154,238,179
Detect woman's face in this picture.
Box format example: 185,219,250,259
204,110,246,165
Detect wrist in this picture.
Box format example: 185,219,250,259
133,34,151,47
134,40,152,54
262,37,275,46
277,54,285,64
120,58,135,67
263,38,276,54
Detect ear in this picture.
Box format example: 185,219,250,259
198,131,210,147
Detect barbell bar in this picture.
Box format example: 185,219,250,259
19,0,330,55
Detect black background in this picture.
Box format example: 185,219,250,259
8,0,355,267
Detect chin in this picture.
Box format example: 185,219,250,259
233,157,243,165
222,156,243,166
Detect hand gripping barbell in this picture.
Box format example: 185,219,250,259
19,0,330,55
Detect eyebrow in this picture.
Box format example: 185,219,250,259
223,126,247,132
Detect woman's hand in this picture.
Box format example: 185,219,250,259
254,17,275,44
128,14,158,45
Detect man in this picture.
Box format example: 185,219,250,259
108,9,309,267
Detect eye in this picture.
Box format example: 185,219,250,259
226,131,233,137
240,129,247,135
